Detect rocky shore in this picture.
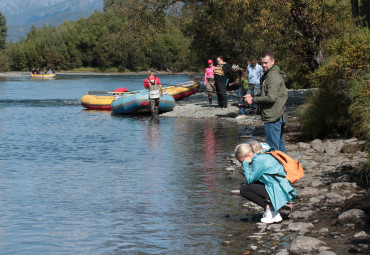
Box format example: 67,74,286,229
163,90,369,254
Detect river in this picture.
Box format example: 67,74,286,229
0,74,255,254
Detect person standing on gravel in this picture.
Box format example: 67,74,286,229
244,51,288,153
234,143,297,223
204,59,216,104
214,56,232,109
247,58,264,109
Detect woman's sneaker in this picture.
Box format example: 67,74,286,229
261,210,282,224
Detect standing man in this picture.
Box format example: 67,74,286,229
204,59,216,104
247,58,264,109
244,51,288,153
213,56,232,108
143,71,163,116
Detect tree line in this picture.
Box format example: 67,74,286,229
0,0,369,142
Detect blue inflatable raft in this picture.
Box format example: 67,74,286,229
111,92,175,115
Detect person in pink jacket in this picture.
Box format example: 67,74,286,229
204,59,216,104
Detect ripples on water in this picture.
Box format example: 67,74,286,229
0,75,253,254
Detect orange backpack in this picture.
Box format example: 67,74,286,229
266,150,304,184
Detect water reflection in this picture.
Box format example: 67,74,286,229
146,116,161,151
0,75,252,254
201,121,218,204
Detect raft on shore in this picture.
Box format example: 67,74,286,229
81,80,199,111
163,80,200,100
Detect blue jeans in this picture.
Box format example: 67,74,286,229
264,117,286,153
237,86,246,115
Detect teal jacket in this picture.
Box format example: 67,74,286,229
243,153,297,211
253,65,288,123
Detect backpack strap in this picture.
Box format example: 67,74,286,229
148,77,157,86
266,173,285,182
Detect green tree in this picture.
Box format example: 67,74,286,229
0,11,7,50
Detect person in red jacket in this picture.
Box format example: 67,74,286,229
143,71,163,116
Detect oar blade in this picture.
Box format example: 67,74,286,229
88,91,109,95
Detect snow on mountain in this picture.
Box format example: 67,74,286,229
0,0,104,41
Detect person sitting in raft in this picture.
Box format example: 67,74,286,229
234,142,297,223
143,71,163,116
113,87,128,95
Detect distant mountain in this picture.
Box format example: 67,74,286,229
0,0,104,42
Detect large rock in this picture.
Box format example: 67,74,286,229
290,210,315,220
311,139,325,152
290,236,327,253
287,222,314,232
338,209,368,226
324,140,344,155
299,187,325,197
330,182,357,190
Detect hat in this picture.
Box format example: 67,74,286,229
208,59,213,64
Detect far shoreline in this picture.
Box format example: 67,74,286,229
0,70,199,77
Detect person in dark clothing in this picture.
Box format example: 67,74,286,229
213,56,232,108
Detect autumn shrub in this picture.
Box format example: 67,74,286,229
348,72,370,147
0,50,10,71
299,27,370,138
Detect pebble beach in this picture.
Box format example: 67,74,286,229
163,89,369,255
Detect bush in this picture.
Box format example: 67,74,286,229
299,27,370,139
348,72,370,143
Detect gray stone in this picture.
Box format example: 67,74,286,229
299,228,310,235
330,182,357,190
318,251,337,255
299,187,324,197
267,224,282,232
311,139,325,152
225,166,235,171
308,179,324,187
309,197,322,203
338,209,368,226
319,228,329,234
297,142,310,149
287,222,314,232
275,249,289,255
249,245,258,250
230,189,240,195
290,210,315,220
344,138,358,144
325,192,344,200
290,236,327,253
301,161,318,169
325,159,342,167
354,231,368,238
324,140,344,155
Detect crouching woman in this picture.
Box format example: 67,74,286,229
234,143,297,223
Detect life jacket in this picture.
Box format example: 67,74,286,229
266,150,304,184
213,64,225,76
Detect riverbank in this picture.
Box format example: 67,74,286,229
162,90,369,254
0,70,190,77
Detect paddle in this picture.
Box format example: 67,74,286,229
185,72,202,81
163,81,197,90
88,91,134,95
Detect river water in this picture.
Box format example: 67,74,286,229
0,74,255,254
